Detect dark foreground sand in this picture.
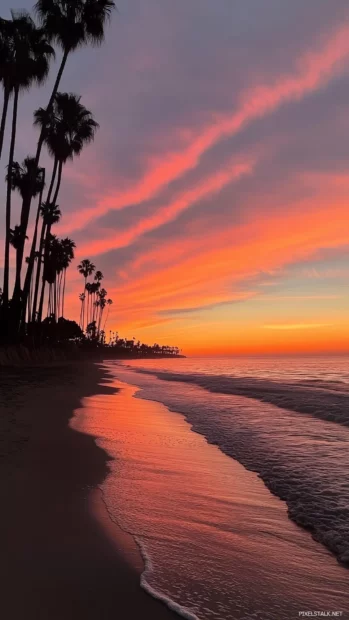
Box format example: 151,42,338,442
0,362,178,619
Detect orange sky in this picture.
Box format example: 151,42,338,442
2,0,349,355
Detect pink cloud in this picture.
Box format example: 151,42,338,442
59,22,349,235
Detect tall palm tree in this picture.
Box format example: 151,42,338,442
43,234,61,319
77,259,95,330
97,287,107,334
0,18,12,160
34,203,61,322
10,157,44,200
90,281,100,322
9,226,29,300
22,155,57,320
85,282,93,328
94,270,104,284
8,157,45,300
92,271,103,321
32,202,61,320
59,237,75,318
2,12,54,312
103,298,113,332
79,293,85,329
21,0,115,245
24,93,99,324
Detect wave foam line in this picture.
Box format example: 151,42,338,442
136,536,200,620
133,369,349,428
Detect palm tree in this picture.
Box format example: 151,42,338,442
85,282,93,328
79,293,85,329
22,154,58,322
9,225,28,251
34,92,100,168
59,237,75,318
97,287,107,334
43,234,60,319
94,270,104,284
31,201,61,320
20,0,115,242
8,157,45,301
25,93,99,324
103,298,113,332
10,157,44,199
0,18,12,160
9,226,29,301
2,12,54,313
35,203,61,322
77,259,95,330
90,281,100,322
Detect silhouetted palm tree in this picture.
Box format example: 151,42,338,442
20,0,115,242
94,270,104,283
9,225,28,251
79,293,85,329
103,298,113,331
2,12,54,312
77,259,95,330
85,282,93,328
0,18,12,160
31,201,60,321
36,203,61,322
8,157,45,301
26,93,98,324
22,153,59,322
97,287,107,334
59,237,75,318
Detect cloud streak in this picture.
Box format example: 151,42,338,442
60,20,349,235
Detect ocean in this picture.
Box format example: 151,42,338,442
73,356,349,619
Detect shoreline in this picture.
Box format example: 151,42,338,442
0,345,185,367
0,361,178,619
85,366,349,619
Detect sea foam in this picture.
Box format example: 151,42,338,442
136,537,200,620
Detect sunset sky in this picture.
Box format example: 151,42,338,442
1,0,349,355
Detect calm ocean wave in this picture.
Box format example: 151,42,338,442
121,357,349,564
75,357,349,619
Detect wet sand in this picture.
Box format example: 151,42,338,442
0,362,177,619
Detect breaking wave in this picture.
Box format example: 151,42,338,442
134,369,349,427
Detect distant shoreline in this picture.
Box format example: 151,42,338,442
0,344,185,367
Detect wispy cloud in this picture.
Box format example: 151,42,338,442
262,323,333,330
59,20,349,235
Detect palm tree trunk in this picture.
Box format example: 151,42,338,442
13,167,47,312
81,277,87,331
47,284,51,318
54,278,57,322
57,273,60,320
21,48,70,244
58,272,62,319
62,269,66,318
98,308,103,336
27,257,36,324
2,85,19,318
37,160,63,323
0,85,10,161
103,307,110,333
79,299,83,329
28,159,58,322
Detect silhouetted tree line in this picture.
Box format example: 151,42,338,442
0,1,182,358
0,0,114,344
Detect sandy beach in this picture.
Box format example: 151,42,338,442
0,361,177,619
